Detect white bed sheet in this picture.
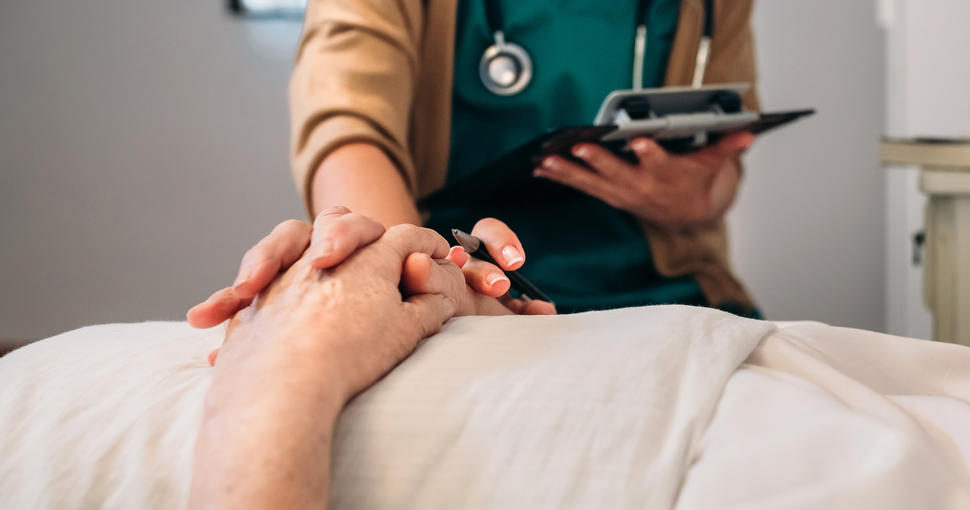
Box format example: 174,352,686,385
677,321,970,509
0,306,967,509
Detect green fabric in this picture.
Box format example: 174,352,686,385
431,0,728,314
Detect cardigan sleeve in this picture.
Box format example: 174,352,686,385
642,0,761,312
708,0,760,110
289,0,425,216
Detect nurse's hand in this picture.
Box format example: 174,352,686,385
533,132,755,230
186,206,385,329
452,218,557,316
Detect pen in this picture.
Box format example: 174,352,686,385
451,229,554,304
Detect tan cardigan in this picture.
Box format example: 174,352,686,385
290,0,759,311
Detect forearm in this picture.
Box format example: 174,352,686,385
311,143,422,227
189,340,346,509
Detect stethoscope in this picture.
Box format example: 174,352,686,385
479,0,715,96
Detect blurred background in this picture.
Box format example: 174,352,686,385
1,1,968,347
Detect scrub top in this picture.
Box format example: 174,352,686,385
429,0,711,314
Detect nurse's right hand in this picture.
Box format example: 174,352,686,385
186,211,554,329
450,218,556,315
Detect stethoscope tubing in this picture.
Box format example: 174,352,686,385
479,0,715,95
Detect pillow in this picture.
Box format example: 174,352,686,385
0,306,773,509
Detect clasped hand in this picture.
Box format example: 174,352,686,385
188,208,555,368
190,210,536,508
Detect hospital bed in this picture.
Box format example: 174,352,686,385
1,305,969,509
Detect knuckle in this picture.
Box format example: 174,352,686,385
441,259,465,280
384,223,420,245
336,214,364,235
341,212,365,225
241,247,262,264
275,219,307,234
324,219,351,238
343,212,384,234
386,223,416,237
319,205,351,218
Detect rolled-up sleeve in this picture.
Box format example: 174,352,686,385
290,0,423,216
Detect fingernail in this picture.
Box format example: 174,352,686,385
486,272,509,288
572,146,589,158
542,157,556,169
632,139,650,152
501,245,524,266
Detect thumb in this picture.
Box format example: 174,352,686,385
402,252,481,316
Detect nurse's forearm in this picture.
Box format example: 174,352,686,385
311,143,422,227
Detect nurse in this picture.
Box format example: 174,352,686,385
189,0,762,328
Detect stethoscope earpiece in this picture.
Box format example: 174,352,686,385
479,31,533,96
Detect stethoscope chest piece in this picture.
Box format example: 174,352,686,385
479,31,532,96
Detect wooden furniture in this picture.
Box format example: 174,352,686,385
882,138,970,345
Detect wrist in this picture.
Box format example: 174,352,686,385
193,342,342,508
211,325,351,415
311,143,422,226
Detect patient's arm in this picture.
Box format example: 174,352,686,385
188,216,477,509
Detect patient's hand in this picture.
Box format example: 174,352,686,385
218,221,471,401
187,207,555,330
189,221,468,508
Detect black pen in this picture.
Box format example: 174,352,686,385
451,229,554,304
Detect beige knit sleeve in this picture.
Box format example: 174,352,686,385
289,0,424,217
708,0,760,110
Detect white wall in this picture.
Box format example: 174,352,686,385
0,1,305,341
883,0,970,340
730,0,886,330
0,0,887,342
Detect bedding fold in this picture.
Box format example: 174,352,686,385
1,308,968,509
329,306,774,509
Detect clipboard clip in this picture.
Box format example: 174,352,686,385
593,83,759,147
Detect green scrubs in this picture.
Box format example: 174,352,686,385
431,0,711,314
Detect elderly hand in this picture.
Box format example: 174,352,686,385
189,221,481,508
533,132,755,231
187,209,555,331
214,221,474,402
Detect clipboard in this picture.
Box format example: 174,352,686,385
420,84,814,209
